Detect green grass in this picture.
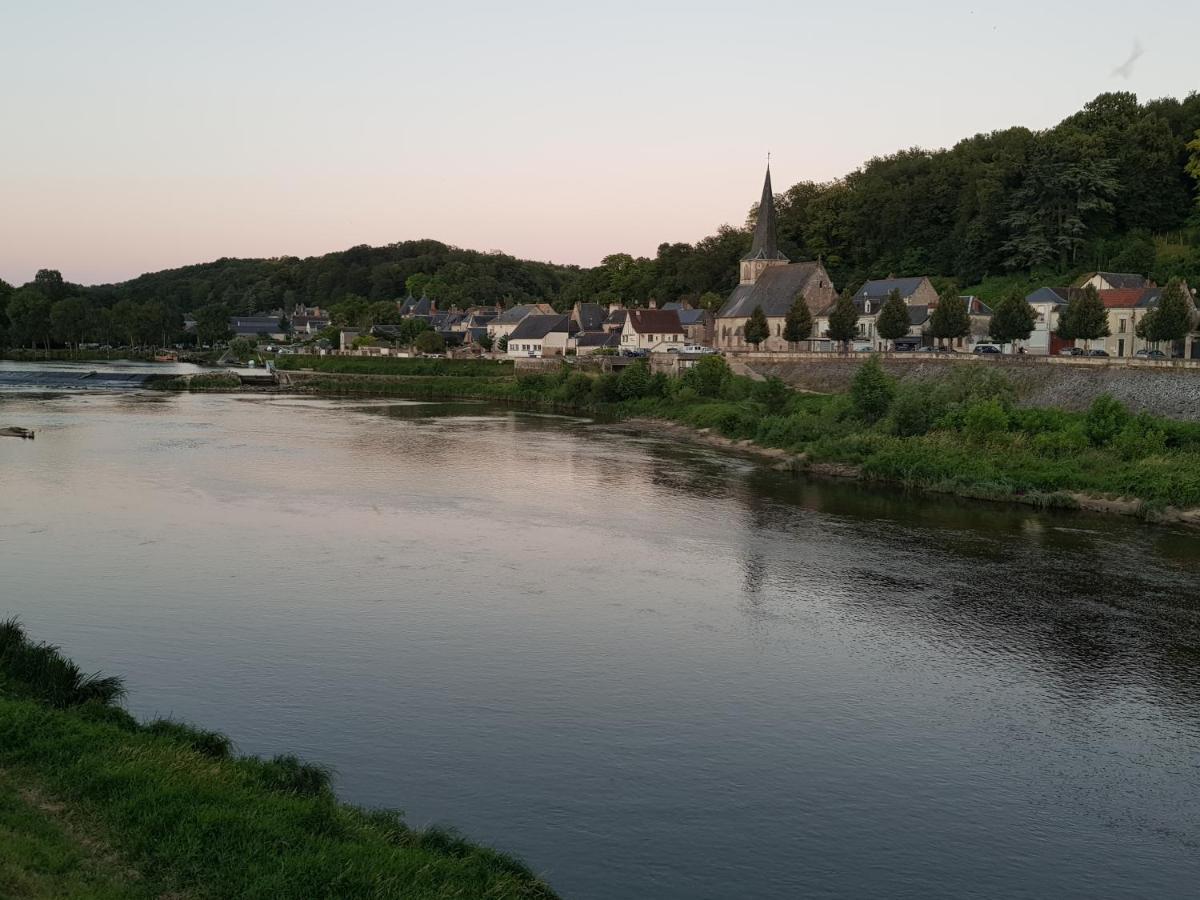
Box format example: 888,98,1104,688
148,373,243,391
274,355,514,377
0,621,558,900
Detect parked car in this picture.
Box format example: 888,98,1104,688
681,344,717,354
1135,348,1167,359
1059,347,1085,356
621,348,648,358
1087,349,1110,357
851,343,873,353
973,344,1002,355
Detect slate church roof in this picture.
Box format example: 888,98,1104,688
717,262,828,319
743,167,788,262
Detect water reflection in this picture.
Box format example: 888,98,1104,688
2,391,1199,900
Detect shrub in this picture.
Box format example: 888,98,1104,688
962,398,1010,441
414,330,446,354
849,357,895,423
684,355,730,398
591,372,621,403
1112,415,1168,460
617,362,651,399
0,618,125,708
753,376,792,410
555,372,594,405
1084,394,1130,446
888,387,938,437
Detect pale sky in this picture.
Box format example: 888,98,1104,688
1,0,1196,286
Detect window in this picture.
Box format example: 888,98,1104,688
1119,318,1127,333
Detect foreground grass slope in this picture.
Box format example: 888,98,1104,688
0,621,557,900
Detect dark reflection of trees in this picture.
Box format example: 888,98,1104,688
727,465,1200,724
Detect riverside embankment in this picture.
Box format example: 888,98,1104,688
193,356,1200,525
0,620,557,900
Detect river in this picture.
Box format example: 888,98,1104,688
2,380,1199,899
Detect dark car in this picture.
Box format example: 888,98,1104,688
973,344,1002,355
1059,347,1085,356
1135,348,1167,359
1087,349,1110,357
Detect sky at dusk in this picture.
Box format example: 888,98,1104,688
2,0,1196,286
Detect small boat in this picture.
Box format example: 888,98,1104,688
0,426,35,440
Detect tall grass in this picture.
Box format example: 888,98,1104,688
0,618,125,708
0,622,558,898
275,355,513,377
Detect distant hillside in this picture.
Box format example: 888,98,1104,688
3,91,1199,343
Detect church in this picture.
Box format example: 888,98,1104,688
713,167,837,351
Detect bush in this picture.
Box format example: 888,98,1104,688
555,372,595,405
753,376,792,410
849,357,895,423
414,331,446,354
962,398,1010,441
684,355,729,398
0,618,125,708
1112,415,1168,460
591,372,621,403
616,362,651,399
888,387,938,437
1085,394,1130,447
251,753,334,797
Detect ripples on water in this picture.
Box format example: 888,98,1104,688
1,389,1198,899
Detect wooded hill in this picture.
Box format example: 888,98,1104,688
3,91,1199,346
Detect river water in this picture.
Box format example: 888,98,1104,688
2,382,1199,899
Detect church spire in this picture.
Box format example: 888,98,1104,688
745,165,786,262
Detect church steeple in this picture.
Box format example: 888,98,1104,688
740,164,789,284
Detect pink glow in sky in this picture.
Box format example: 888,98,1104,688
2,1,1194,286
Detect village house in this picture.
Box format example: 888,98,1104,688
1076,272,1148,292
229,316,287,341
570,302,607,332
620,309,685,352
1023,288,1070,355
574,331,620,355
713,167,838,351
1088,284,1197,358
488,303,557,343
663,303,714,345
505,314,569,358
602,307,628,334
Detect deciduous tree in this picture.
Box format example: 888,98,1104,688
826,293,859,350
875,289,910,349
783,297,813,344
743,305,769,348
988,292,1037,349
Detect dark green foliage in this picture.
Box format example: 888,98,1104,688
783,297,813,343
414,330,446,354
252,754,334,797
753,376,791,410
616,361,651,399
1143,278,1194,343
144,719,233,758
826,294,859,346
743,305,769,346
1085,394,1131,446
929,292,971,344
1058,284,1109,344
849,357,895,422
683,354,730,398
0,619,125,708
961,399,1010,441
875,289,911,346
988,292,1037,345
591,372,621,403
888,387,938,437
273,356,511,377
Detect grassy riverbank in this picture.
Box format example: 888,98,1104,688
155,355,1200,517
274,355,513,377
0,620,557,900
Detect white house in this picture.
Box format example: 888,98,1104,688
619,309,685,352
505,314,568,358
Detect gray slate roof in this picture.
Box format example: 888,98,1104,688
907,305,930,325
573,302,606,331
494,304,541,325
717,262,826,319
743,167,788,262
1026,287,1069,306
575,331,619,348
1092,272,1148,290
854,277,928,302
676,309,708,326
508,314,568,341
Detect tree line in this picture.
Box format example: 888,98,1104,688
3,91,1200,352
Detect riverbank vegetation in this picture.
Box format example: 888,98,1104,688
273,355,513,378
273,357,1200,513
0,619,557,899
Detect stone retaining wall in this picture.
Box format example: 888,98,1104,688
741,354,1200,420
